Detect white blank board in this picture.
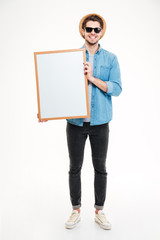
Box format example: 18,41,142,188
34,49,89,121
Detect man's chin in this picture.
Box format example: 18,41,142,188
86,39,99,46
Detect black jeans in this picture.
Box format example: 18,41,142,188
66,122,109,210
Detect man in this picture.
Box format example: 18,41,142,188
65,13,122,230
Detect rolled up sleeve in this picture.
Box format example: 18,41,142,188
105,56,122,96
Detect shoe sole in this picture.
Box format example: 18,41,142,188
65,218,81,229
95,218,111,230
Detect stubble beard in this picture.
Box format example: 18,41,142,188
86,38,99,46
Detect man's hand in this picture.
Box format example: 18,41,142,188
83,62,94,82
83,62,107,92
37,113,48,123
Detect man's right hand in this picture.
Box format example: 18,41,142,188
37,113,48,123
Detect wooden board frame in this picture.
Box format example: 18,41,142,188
34,48,90,121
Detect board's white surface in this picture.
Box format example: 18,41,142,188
36,50,87,119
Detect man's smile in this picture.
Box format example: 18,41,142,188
89,36,96,39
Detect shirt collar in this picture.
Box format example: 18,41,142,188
81,43,102,54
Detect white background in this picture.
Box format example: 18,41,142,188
0,0,160,239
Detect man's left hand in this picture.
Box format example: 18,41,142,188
83,62,94,82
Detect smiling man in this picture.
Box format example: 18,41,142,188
65,13,122,230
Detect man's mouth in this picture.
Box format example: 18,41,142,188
89,36,96,39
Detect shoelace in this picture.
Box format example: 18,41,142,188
68,212,78,222
97,212,109,223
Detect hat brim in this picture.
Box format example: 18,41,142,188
79,13,106,39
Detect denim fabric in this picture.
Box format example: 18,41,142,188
67,44,122,126
66,121,109,210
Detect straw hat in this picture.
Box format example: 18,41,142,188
79,13,106,39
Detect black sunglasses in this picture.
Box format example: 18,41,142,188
85,27,101,33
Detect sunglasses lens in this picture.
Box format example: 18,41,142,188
85,27,92,33
95,28,101,33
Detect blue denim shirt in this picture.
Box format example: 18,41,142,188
67,44,122,126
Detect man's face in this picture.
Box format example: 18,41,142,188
82,20,103,46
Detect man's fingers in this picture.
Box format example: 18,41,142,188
37,113,48,122
83,62,90,65
84,65,89,70
83,62,90,68
39,120,48,123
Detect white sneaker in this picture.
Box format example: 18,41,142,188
95,210,111,230
65,210,81,229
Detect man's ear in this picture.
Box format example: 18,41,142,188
82,28,85,37
100,29,104,37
